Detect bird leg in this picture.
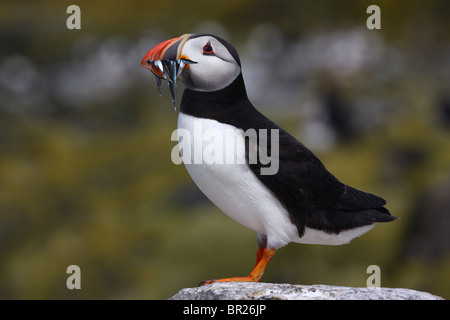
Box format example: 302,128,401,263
254,246,265,268
199,247,276,285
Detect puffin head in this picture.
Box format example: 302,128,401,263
141,33,241,93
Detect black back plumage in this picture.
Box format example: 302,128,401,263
180,73,396,237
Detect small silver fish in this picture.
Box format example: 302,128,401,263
147,58,196,110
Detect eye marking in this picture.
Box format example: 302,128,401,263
203,41,214,55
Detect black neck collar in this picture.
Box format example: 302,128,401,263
180,73,251,121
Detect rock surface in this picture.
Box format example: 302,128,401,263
169,282,444,300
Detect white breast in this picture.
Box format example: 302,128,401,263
176,112,375,248
177,112,298,249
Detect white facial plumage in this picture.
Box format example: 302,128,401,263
179,36,241,92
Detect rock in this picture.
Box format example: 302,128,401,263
169,282,444,300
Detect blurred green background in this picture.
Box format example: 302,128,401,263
0,0,449,299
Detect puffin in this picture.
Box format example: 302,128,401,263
141,33,397,284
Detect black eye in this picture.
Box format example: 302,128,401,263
203,42,214,55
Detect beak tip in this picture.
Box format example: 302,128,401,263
140,60,148,69
140,52,152,69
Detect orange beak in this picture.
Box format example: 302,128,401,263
140,33,191,78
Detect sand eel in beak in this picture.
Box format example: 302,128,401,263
141,34,397,285
141,34,196,109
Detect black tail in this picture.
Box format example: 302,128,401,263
303,206,398,236
370,206,398,223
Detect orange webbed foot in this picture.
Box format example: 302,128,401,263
198,248,276,286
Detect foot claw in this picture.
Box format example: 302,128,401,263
198,276,256,286
198,279,216,286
